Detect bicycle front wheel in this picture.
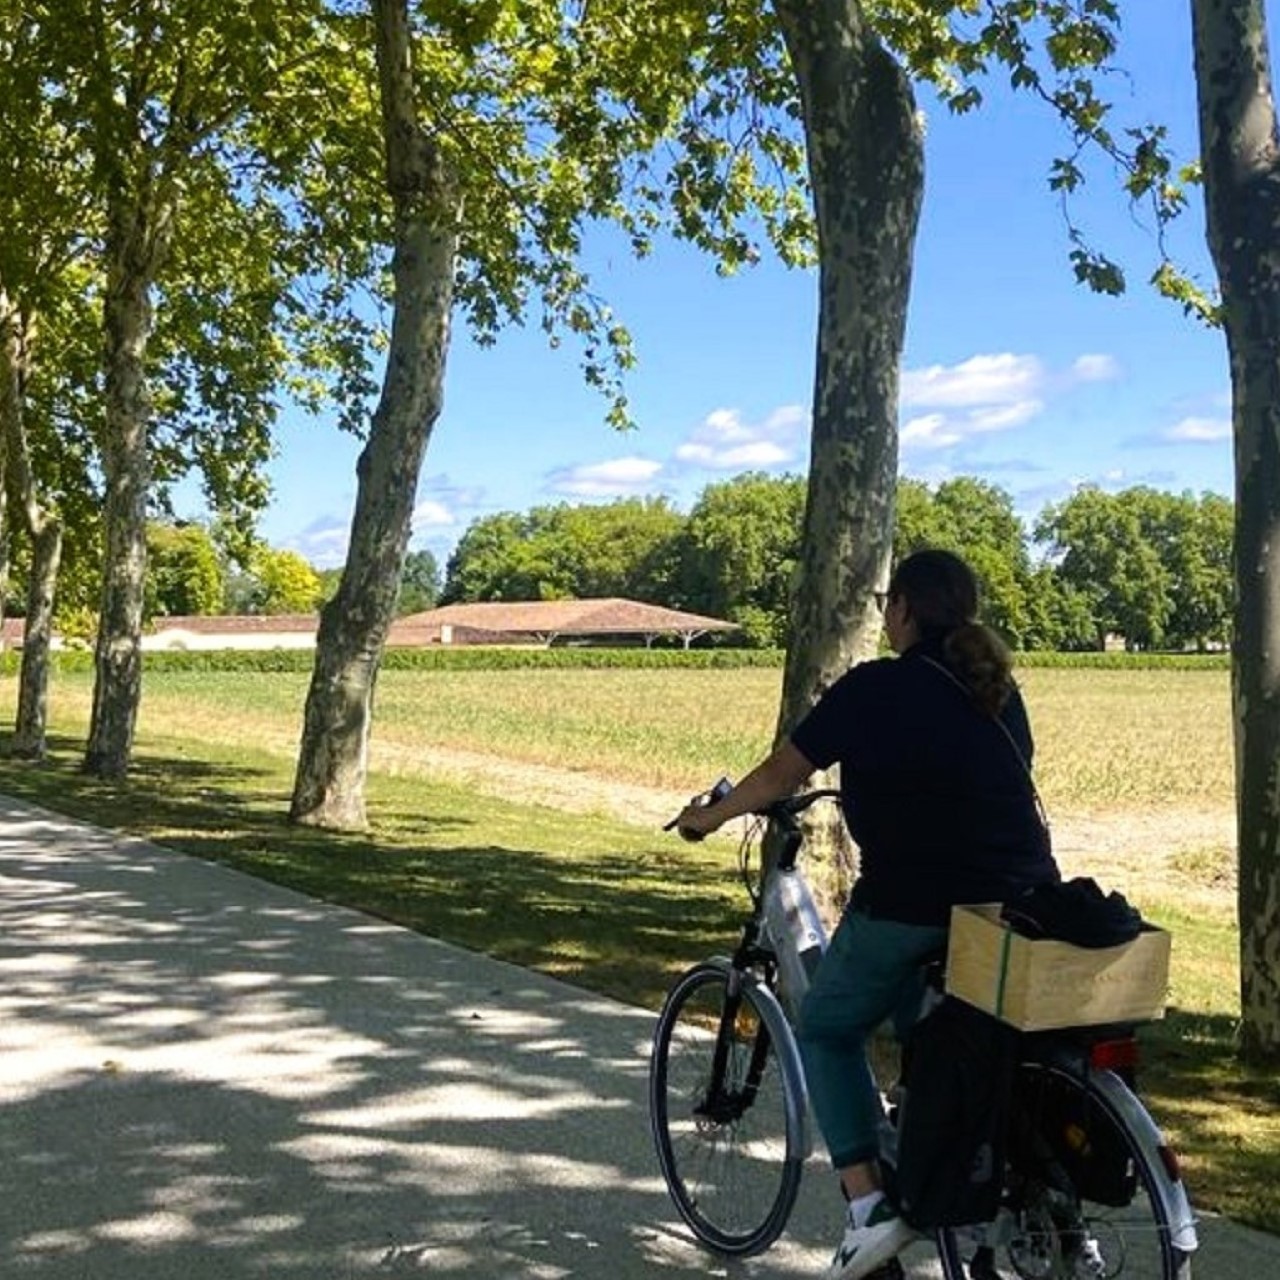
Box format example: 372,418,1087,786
649,961,805,1257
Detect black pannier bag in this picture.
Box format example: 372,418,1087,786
1015,1069,1139,1208
892,995,1019,1229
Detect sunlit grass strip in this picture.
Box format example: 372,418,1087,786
95,665,1233,811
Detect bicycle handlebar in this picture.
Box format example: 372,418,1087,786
765,788,841,822
663,782,841,837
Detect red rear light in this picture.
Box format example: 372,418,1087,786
1089,1037,1140,1072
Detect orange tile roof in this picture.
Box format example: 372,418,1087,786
397,598,737,636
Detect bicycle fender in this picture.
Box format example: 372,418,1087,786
1087,1064,1200,1255
702,955,813,1161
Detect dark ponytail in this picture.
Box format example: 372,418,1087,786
943,623,1014,716
889,548,1014,715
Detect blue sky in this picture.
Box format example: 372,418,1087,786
247,6,1241,571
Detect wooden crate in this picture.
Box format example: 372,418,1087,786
945,903,1171,1031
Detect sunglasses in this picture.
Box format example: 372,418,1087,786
874,590,891,614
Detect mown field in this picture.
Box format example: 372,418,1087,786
39,662,1233,810
0,662,1273,1232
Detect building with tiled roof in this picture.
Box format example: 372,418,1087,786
391,598,738,648
142,614,320,650
0,599,738,652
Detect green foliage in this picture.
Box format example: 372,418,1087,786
438,474,1235,654
251,547,323,615
1014,649,1228,670
1035,486,1232,651
396,548,441,615
442,497,685,604
871,0,1216,319
1058,497,1168,645
896,476,1031,642
1134,489,1233,652
2,0,330,529
2,646,787,676
0,645,1212,682
145,522,224,619
673,472,807,646
316,567,345,606
259,0,812,433
212,538,324,616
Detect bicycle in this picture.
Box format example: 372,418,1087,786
648,785,1199,1279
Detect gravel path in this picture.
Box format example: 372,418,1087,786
369,738,1237,913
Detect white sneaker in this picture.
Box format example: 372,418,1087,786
824,1198,914,1280
1073,1235,1110,1278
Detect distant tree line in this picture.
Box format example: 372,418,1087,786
3,524,441,628
440,474,1233,653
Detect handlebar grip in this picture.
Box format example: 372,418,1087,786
661,816,706,841
663,776,733,837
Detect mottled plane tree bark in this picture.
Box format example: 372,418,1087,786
290,0,460,829
1192,0,1280,1063
0,286,63,758
84,164,175,779
768,1,924,879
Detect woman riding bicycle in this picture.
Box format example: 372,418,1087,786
674,547,1060,1280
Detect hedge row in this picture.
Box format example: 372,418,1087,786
1015,650,1229,670
0,645,1231,676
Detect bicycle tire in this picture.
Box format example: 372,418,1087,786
936,1060,1193,1280
649,960,806,1257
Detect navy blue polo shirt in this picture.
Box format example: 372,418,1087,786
790,640,1059,926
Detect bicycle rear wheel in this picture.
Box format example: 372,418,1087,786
649,960,805,1257
937,1062,1193,1280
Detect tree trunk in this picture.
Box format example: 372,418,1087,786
0,283,65,760
289,0,460,830
0,286,16,670
14,519,62,758
771,0,925,886
84,202,166,780
1192,0,1280,1064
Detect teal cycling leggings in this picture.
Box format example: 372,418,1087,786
796,906,948,1170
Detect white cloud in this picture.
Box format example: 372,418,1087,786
411,499,455,528
1163,416,1231,443
547,455,663,497
675,439,791,467
899,351,1117,454
965,400,1044,431
1070,353,1122,383
900,355,1046,454
288,516,351,570
901,353,1044,410
674,404,807,471
901,414,963,450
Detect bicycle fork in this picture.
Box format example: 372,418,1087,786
696,957,812,1161
697,968,772,1124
